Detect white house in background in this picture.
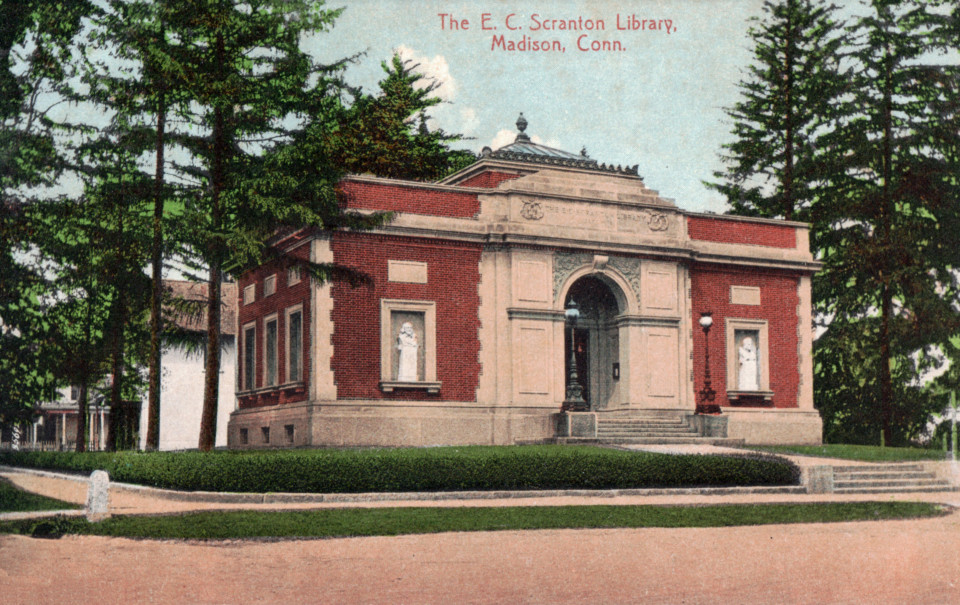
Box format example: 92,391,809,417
138,280,237,450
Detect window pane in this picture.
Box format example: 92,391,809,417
288,311,302,382
265,319,278,386
244,327,255,390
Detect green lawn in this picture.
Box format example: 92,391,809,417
0,502,947,540
0,479,81,513
755,444,948,462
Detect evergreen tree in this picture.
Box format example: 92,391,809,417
814,0,960,445
83,0,191,450
715,0,960,445
0,0,93,436
156,0,388,450
327,54,475,181
708,0,847,221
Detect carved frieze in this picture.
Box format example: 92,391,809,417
553,252,642,302
616,209,675,233
519,199,544,220
608,256,642,298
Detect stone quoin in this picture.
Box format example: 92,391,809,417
228,116,823,448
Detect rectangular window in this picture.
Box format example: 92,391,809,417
287,266,301,286
243,284,255,305
284,424,294,444
243,324,256,391
264,274,277,297
287,307,303,383
261,426,270,444
70,385,80,401
239,428,248,445
265,315,278,386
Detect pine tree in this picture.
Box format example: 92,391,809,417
82,0,191,450
154,0,388,450
0,0,94,436
708,0,847,222
327,54,475,181
814,0,960,445
714,0,960,445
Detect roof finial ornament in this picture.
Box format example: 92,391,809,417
580,147,589,158
515,112,530,142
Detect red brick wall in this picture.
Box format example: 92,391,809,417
690,265,800,408
340,179,480,218
687,216,796,249
236,243,312,409
331,233,482,401
457,171,523,188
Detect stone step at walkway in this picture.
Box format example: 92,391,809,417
832,463,957,494
556,437,745,446
597,427,698,434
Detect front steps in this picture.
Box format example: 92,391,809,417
832,464,958,494
557,412,744,446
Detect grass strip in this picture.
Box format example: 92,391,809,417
757,444,947,462
0,479,81,513
0,502,946,540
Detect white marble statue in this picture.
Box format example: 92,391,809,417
738,336,759,391
396,322,419,381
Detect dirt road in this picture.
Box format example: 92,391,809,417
3,510,958,604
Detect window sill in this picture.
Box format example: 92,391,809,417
379,381,442,394
726,390,774,406
237,381,306,397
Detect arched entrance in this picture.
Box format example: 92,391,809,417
564,275,623,410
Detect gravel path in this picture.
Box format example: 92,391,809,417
3,511,959,604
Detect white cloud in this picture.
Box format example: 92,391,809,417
395,45,457,102
489,129,517,150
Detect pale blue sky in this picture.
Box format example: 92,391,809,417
308,0,769,212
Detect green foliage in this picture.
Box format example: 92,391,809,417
714,0,960,445
0,502,944,540
0,446,799,492
327,54,476,181
708,0,847,222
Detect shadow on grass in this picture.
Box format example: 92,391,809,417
0,479,81,514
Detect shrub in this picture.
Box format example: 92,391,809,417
0,446,799,493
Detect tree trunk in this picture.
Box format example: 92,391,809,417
146,82,167,451
107,305,124,451
75,380,88,453
878,42,895,446
198,28,226,452
782,0,795,221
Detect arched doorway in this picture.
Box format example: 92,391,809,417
564,275,623,410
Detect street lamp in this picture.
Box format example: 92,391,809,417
563,300,588,412
697,312,721,414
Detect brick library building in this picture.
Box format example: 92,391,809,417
228,116,823,449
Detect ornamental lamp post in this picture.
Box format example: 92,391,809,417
563,300,588,412
697,312,721,414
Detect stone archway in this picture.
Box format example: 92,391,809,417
563,275,624,410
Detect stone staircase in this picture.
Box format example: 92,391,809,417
832,464,957,494
582,413,743,446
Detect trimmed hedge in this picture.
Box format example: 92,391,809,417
0,446,799,493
